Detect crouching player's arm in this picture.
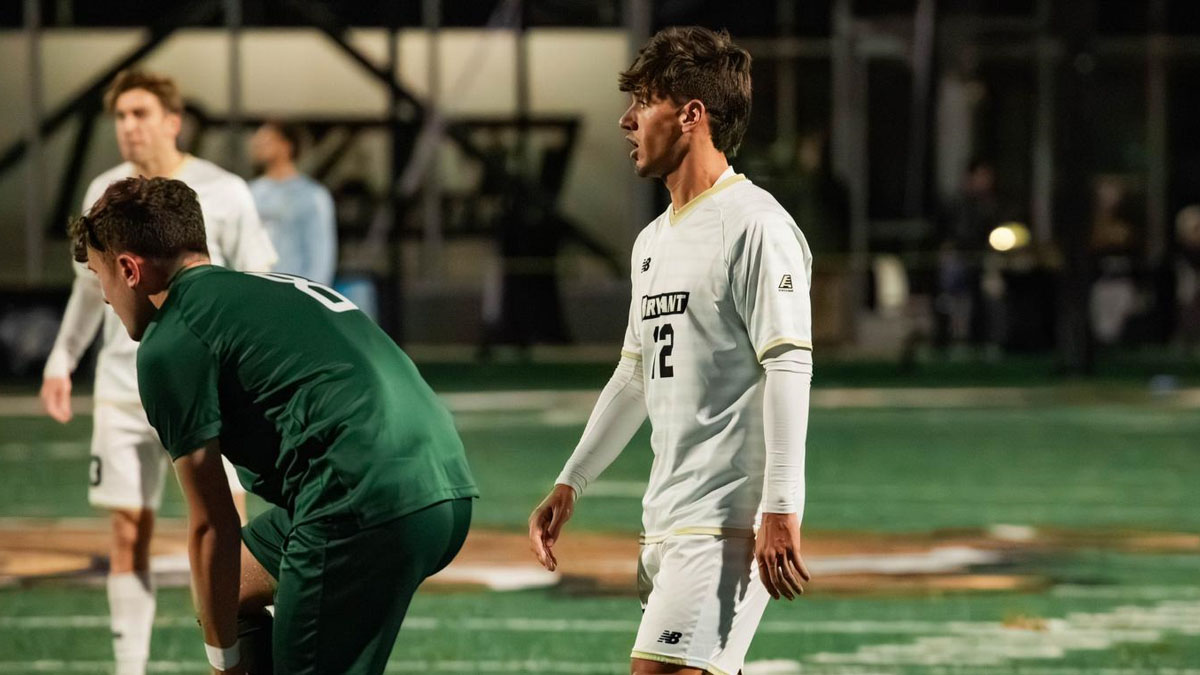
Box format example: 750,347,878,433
530,354,647,571
756,347,814,601
174,439,245,675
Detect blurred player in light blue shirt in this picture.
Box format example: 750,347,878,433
250,120,337,285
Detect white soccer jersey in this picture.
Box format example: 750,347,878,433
624,166,813,539
44,155,277,402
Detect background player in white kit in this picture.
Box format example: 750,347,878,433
38,70,276,675
530,27,814,675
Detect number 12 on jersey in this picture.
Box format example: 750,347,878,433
651,323,675,379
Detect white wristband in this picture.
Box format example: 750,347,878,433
205,640,241,671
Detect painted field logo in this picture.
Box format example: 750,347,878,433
642,292,690,319
778,274,794,292
657,630,683,645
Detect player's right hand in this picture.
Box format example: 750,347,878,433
528,483,576,572
40,376,73,424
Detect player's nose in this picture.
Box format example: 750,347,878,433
618,106,636,130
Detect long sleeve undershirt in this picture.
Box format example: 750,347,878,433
43,263,105,379
760,347,813,521
554,355,647,495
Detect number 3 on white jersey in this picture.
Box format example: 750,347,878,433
249,273,358,313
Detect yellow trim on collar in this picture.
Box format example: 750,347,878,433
668,173,747,225
756,338,814,362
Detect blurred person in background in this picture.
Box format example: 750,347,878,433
250,120,337,286
789,129,850,256
38,69,276,675
1174,205,1200,350
1088,175,1143,345
936,159,998,351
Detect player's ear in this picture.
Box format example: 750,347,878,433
678,99,705,132
115,253,141,289
164,111,183,138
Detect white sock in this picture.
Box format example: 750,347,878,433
107,571,156,675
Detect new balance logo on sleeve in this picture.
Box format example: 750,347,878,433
657,630,683,645
642,257,652,272
778,274,794,292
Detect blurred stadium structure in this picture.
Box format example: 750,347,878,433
3,1,1200,371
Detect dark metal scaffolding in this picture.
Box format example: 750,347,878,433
4,0,619,343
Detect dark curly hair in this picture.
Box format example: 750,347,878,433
71,177,208,263
619,26,752,157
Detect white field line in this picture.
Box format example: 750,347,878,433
585,480,1196,518
5,604,1200,672
5,387,1200,418
1053,584,1200,599
22,516,1200,543
0,543,1004,588
809,599,1200,666
12,601,1197,672
0,662,1196,675
589,480,1198,504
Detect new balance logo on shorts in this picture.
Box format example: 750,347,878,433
657,630,683,645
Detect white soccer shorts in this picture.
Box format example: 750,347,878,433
89,403,244,511
632,533,770,675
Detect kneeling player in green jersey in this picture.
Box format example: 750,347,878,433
71,176,479,675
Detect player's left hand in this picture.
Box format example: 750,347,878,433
755,512,811,600
40,376,73,423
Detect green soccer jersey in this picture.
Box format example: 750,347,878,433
137,265,478,527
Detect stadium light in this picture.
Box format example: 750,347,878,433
989,222,1031,252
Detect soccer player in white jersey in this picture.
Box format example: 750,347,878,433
530,27,813,675
39,70,277,675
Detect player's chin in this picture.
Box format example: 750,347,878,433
120,145,145,163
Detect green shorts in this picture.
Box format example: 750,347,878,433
241,498,473,675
